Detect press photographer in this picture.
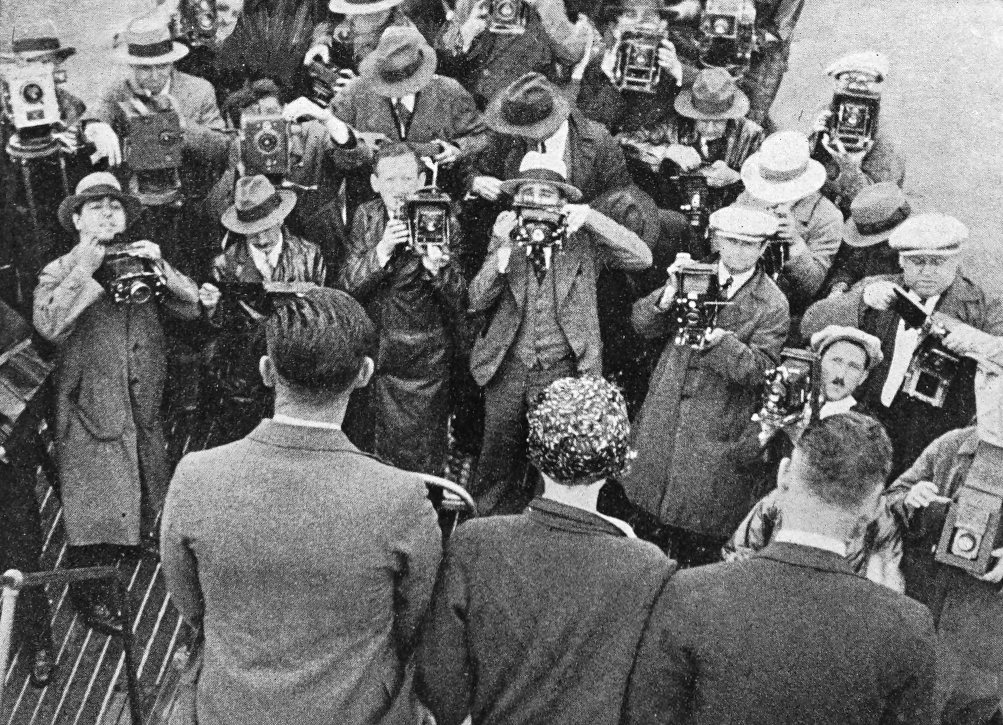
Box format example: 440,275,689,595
32,172,200,635
339,142,467,476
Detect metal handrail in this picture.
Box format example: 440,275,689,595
0,566,145,724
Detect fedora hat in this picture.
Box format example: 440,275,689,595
358,26,437,98
1,20,75,62
484,73,572,142
843,182,911,248
57,172,143,233
500,151,582,201
222,175,297,235
674,68,750,121
329,0,405,15
740,131,826,205
113,15,189,65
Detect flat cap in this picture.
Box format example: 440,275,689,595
811,325,884,371
888,213,968,256
710,205,779,242
825,51,889,81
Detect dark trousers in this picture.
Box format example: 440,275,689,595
469,355,574,516
65,544,133,610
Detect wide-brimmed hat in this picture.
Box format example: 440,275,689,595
222,175,297,235
825,51,889,82
843,182,910,248
674,67,749,121
889,213,968,257
358,26,437,98
499,151,582,202
1,20,75,62
57,172,143,233
113,15,189,65
329,0,404,15
740,131,826,205
811,324,884,372
483,73,572,142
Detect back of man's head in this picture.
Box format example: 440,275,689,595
265,288,376,396
790,412,892,511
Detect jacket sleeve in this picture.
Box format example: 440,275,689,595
885,434,952,527
160,262,202,320
32,252,105,344
445,81,490,161
588,209,653,271
631,286,673,340
414,536,474,725
160,456,205,629
881,609,939,725
832,134,906,206
468,231,509,313
535,0,589,65
179,80,228,161
723,491,780,562
339,212,392,301
698,292,789,386
782,198,843,302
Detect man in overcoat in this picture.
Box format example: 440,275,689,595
33,172,200,633
623,205,789,565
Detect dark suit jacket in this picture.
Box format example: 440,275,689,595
415,498,675,725
161,420,442,725
625,541,939,725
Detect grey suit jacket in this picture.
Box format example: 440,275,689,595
161,420,442,725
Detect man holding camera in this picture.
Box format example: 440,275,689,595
467,152,651,516
339,142,467,475
32,172,200,634
624,205,788,566
802,213,1003,479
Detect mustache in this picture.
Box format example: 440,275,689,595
830,377,846,388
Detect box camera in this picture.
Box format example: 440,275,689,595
240,113,291,177
0,62,62,131
828,89,880,153
755,348,821,428
406,187,453,254
613,29,663,94
120,104,184,172
934,442,1003,575
890,288,961,409
488,0,529,35
171,0,218,46
699,0,756,71
94,239,168,305
307,62,341,108
667,259,727,348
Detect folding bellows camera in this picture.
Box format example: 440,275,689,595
666,257,728,349
94,238,168,305
755,348,821,428
406,187,453,254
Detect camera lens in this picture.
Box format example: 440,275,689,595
128,281,153,305
953,531,978,555
496,1,515,18
22,83,44,104
256,131,279,153
713,18,731,34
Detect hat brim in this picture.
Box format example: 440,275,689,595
483,91,571,142
499,176,582,202
814,333,883,371
113,41,189,65
740,155,826,205
329,0,404,13
842,217,898,248
1,46,76,62
673,89,749,121
221,190,297,235
57,187,144,233
358,45,437,98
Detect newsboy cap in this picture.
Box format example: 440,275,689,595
888,213,968,256
811,325,884,372
709,205,779,242
825,51,889,81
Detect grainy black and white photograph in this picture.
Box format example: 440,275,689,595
0,0,1002,722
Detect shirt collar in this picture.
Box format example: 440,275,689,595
248,234,284,277
820,395,856,418
272,414,342,431
394,93,416,111
543,119,570,156
773,529,848,557
719,263,755,299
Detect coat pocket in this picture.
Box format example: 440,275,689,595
68,373,127,442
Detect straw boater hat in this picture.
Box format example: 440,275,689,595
499,151,582,202
359,26,437,98
674,67,750,121
57,172,143,233
222,175,297,235
113,15,189,65
843,182,911,248
1,20,75,62
811,325,884,372
888,213,968,257
329,0,404,15
484,73,572,142
825,51,889,82
740,131,826,206
709,205,779,242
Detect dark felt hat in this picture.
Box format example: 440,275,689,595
483,72,572,141
221,175,297,235
674,67,750,121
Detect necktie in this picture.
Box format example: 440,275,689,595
721,276,734,299
536,140,547,154
392,99,412,138
528,246,548,282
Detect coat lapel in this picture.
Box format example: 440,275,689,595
554,239,584,309
228,243,265,283
508,245,529,310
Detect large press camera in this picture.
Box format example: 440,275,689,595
612,29,664,94
170,0,219,47
890,288,961,409
488,0,530,34
754,348,821,428
0,61,62,134
119,101,184,201
698,0,757,74
240,113,296,177
824,88,880,153
665,254,728,348
406,187,453,255
94,237,168,305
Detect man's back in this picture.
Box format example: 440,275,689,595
625,542,938,725
161,420,442,725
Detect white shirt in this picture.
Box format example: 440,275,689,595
819,395,856,419
774,528,848,557
719,264,755,300
538,120,570,165
393,93,416,112
272,414,342,431
248,236,284,281
880,292,940,407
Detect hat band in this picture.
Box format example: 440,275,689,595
501,97,555,127
899,242,962,256
855,203,910,237
760,159,809,184
514,168,568,187
379,49,424,83
692,91,735,116
236,192,283,223
13,37,61,53
77,183,125,199
128,39,175,58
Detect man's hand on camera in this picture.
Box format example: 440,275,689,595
493,211,518,272
862,280,899,311
76,236,106,275
473,175,504,201
663,144,702,172
199,283,221,313
433,139,461,166
822,133,872,171
84,122,122,166
903,480,951,511
657,39,683,85
774,211,809,260
304,43,331,66
131,240,163,261
702,160,741,188
460,0,490,50
421,244,450,276
283,97,329,122
563,204,591,235
812,109,833,135
701,328,730,349
979,548,1003,584
377,220,410,266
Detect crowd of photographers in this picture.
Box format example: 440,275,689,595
2,0,1003,723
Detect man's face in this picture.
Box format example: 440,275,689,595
349,9,392,35
900,253,960,300
248,223,282,251
820,340,869,402
215,0,244,41
513,180,566,209
835,71,881,95
717,234,766,275
695,119,728,140
247,95,283,116
73,196,127,242
132,63,173,95
371,154,424,214
610,7,664,38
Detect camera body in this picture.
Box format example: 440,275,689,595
95,240,168,305
934,442,1003,575
171,0,219,46
901,326,960,408
511,206,567,268
828,89,880,153
406,187,453,255
240,113,291,177
0,61,62,131
613,29,664,94
307,62,341,108
699,0,756,72
120,104,184,172
756,348,821,428
667,258,726,348
488,0,529,35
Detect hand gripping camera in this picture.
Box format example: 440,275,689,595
94,238,168,305
170,0,219,47
891,288,962,409
406,187,453,255
826,88,880,153
698,0,756,73
754,348,822,428
666,255,728,348
488,0,530,35
240,113,293,177
0,61,62,132
612,29,664,94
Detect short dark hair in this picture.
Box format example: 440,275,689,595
793,412,892,509
224,78,283,126
264,288,376,394
373,141,421,175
